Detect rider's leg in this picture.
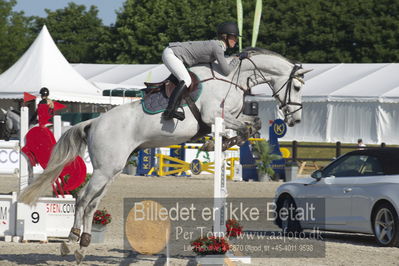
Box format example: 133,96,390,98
162,47,192,121
163,81,187,121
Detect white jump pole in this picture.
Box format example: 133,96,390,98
19,107,29,192
213,116,252,264
53,115,62,141
213,117,227,237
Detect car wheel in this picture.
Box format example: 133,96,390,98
280,196,302,233
372,203,399,247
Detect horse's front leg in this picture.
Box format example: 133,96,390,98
201,115,261,151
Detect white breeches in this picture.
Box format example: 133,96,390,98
162,47,192,87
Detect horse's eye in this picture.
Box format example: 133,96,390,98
294,85,301,91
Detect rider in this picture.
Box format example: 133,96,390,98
162,21,249,121
37,87,55,126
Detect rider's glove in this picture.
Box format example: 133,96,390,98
238,51,249,60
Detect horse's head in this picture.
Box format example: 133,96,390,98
240,48,312,127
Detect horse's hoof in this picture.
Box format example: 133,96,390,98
69,228,81,242
201,141,214,151
60,241,70,256
74,249,85,265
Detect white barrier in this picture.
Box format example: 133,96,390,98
0,140,20,177
213,117,227,236
0,192,17,237
0,107,82,241
19,106,30,191
213,117,251,264
0,142,19,149
16,196,76,241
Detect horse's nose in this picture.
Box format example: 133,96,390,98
295,119,301,124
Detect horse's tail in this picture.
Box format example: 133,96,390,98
19,119,94,205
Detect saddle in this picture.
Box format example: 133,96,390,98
143,71,199,98
141,71,202,114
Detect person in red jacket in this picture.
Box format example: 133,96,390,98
37,87,54,126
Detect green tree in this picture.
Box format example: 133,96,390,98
113,0,236,64
0,0,35,73
111,0,399,64
255,0,399,63
34,2,108,63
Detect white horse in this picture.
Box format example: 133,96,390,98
1,108,24,140
19,48,311,263
0,107,39,140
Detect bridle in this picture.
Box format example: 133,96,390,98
246,58,304,117
199,55,304,118
184,54,304,137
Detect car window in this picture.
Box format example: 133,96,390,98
361,156,384,176
322,155,384,178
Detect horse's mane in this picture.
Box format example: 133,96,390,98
242,47,299,65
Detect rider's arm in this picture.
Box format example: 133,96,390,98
46,98,54,109
213,43,240,76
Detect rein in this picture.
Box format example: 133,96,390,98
245,57,304,117
199,63,247,92
194,55,304,119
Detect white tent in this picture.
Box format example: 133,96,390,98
69,62,399,144
250,63,399,144
0,26,126,105
2,25,396,144
72,63,170,90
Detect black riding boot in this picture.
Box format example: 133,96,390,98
162,81,187,121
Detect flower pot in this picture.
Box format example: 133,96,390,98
195,254,225,266
91,224,107,243
257,171,270,182
284,165,298,182
123,164,137,175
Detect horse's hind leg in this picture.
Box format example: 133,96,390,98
60,183,90,256
73,170,119,264
60,169,113,257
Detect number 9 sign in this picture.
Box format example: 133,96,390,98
31,212,40,223
17,202,47,241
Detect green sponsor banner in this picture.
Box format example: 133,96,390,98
251,0,262,47
237,0,243,52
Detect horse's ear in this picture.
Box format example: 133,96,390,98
295,69,313,76
0,108,6,114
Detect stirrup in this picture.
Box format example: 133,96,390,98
162,110,173,120
171,110,185,121
162,109,185,121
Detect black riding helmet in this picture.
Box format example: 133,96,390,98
217,22,241,37
40,87,49,97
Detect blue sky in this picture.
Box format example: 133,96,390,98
13,0,126,26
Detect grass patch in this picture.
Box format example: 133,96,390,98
279,141,393,174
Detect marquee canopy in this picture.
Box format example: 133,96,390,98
249,63,399,144
1,25,397,144
71,62,399,144
0,26,126,105
72,62,399,103
72,63,170,90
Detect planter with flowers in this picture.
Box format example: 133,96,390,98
191,236,229,265
91,209,112,243
226,219,243,238
252,140,281,181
